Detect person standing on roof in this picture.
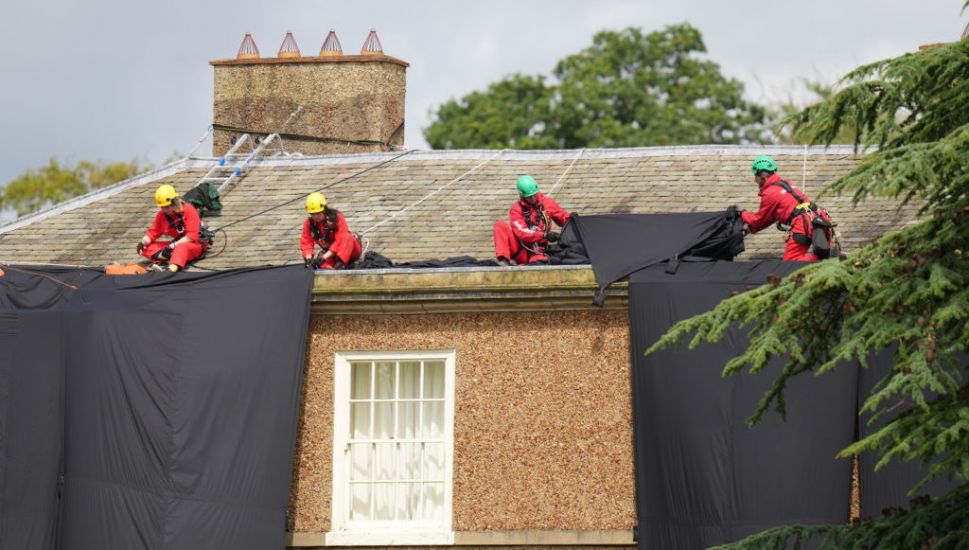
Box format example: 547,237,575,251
493,175,572,266
741,155,835,262
300,192,361,270
136,185,209,272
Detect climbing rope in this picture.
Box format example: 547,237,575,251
547,148,585,196
359,149,506,236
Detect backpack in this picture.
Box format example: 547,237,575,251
771,180,840,259
183,182,223,217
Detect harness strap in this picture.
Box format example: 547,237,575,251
771,179,818,226
309,209,340,245
166,212,186,239
520,201,550,231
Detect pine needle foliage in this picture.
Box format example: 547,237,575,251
647,31,969,548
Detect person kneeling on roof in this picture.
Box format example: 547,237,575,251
740,155,838,262
136,185,209,272
493,175,571,266
301,192,361,270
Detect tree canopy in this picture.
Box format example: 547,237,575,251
0,158,147,218
424,25,769,149
649,35,969,548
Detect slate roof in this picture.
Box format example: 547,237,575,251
0,146,920,269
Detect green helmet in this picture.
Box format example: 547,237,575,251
751,155,778,174
516,175,540,198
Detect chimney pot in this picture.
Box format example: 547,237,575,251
236,33,260,59
320,29,343,57
278,31,301,58
361,29,383,55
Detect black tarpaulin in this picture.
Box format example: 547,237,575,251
0,266,312,550
573,210,743,291
629,261,857,549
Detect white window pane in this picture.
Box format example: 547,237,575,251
375,361,395,399
374,443,396,481
351,362,372,399
374,483,395,521
423,361,445,398
423,401,444,439
424,442,445,481
349,443,371,481
397,402,419,439
350,483,370,521
396,482,419,521
423,483,444,521
399,361,420,398
399,442,421,481
350,403,370,439
374,402,394,439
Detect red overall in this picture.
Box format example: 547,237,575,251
493,193,571,264
741,174,819,262
140,202,208,268
300,209,361,269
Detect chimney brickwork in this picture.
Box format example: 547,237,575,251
210,39,407,156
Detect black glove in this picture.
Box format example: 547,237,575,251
136,242,146,254
544,231,560,242
153,244,174,261
304,257,314,269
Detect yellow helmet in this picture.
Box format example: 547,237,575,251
305,192,327,214
154,184,178,207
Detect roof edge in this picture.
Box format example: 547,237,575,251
310,264,628,314
0,158,190,235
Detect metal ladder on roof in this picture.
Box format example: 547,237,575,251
195,133,282,195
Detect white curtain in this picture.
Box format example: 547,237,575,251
348,360,446,522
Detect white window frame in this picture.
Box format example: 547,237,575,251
329,350,456,546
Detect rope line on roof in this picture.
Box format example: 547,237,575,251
547,148,585,196
360,149,507,236
209,149,414,233
802,144,809,194
0,264,80,290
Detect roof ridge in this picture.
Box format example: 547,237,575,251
183,144,864,168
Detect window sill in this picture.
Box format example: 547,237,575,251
322,530,455,546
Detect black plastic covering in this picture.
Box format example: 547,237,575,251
573,209,744,290
0,266,312,550
629,261,856,549
625,261,957,548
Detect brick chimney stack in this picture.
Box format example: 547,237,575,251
210,29,407,156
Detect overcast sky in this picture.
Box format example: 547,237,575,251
0,0,965,185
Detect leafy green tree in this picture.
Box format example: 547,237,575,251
649,35,969,548
422,74,557,149
1,158,147,217
424,24,769,149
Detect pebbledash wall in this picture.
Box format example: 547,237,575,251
210,55,407,157
288,309,636,548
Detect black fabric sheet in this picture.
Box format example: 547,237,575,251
0,266,312,550
629,261,856,549
351,211,740,273
574,210,744,291
0,311,64,550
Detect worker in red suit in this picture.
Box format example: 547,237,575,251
493,175,571,266
741,155,831,262
136,185,208,272
300,192,361,270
